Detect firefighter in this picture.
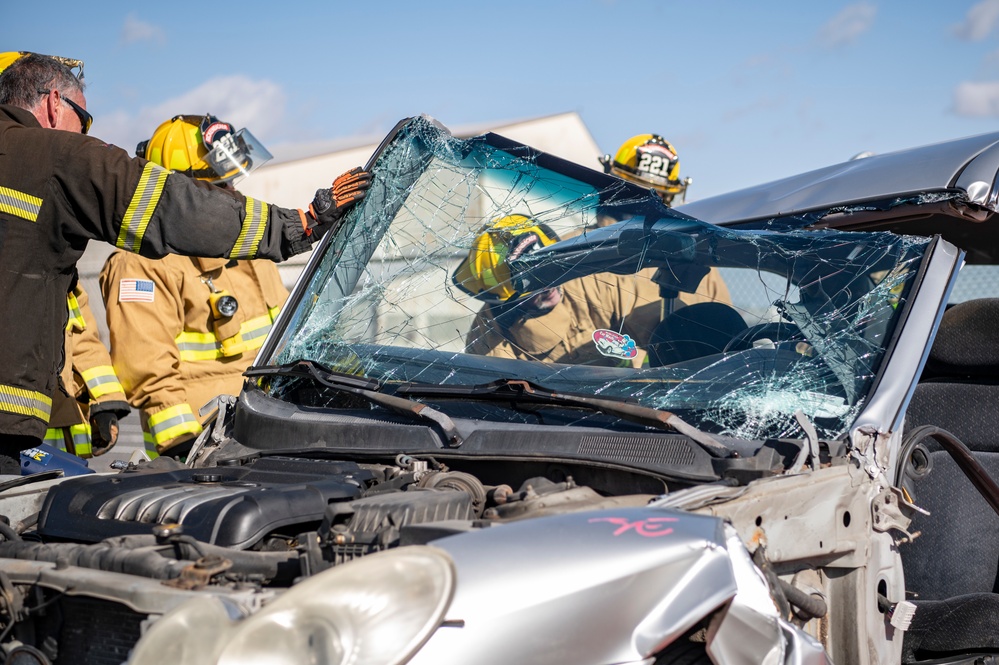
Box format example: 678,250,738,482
458,212,735,366
100,114,291,457
0,52,370,470
457,215,664,367
598,133,729,307
598,134,692,206
45,284,130,458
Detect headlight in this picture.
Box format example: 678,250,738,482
129,546,455,665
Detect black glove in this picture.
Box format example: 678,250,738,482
90,410,120,456
304,167,372,240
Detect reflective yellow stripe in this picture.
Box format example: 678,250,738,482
65,292,85,332
69,423,92,457
0,185,42,222
175,330,224,361
268,306,280,322
147,404,202,447
117,162,169,252
43,428,67,451
175,314,274,361
0,384,52,422
42,423,91,456
229,197,268,259
80,365,124,399
240,314,274,345
142,432,161,459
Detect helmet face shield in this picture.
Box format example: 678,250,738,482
141,114,273,184
203,128,273,184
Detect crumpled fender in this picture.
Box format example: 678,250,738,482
410,506,736,664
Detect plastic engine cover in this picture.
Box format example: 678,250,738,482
37,458,371,548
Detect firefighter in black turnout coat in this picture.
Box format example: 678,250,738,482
0,52,370,470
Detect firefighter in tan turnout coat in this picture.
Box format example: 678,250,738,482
45,284,130,458
100,114,293,456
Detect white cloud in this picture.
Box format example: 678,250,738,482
121,13,166,46
817,3,877,48
953,0,999,42
94,76,287,152
953,80,999,116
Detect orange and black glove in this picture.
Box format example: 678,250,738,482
303,167,372,240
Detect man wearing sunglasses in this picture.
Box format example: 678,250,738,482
0,57,123,461
0,52,371,472
37,88,92,135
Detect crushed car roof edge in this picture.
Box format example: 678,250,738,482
676,131,999,226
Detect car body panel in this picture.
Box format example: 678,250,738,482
676,131,999,229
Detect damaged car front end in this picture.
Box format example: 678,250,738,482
0,117,987,664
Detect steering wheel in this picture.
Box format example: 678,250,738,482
722,319,852,402
722,321,805,354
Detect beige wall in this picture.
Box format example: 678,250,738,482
240,111,602,209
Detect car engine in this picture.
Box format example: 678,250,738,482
0,451,658,664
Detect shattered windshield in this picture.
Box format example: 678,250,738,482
261,116,929,442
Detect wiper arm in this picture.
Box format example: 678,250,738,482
245,360,463,448
396,378,729,457
246,359,380,390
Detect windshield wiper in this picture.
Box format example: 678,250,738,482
396,378,730,457
245,360,463,448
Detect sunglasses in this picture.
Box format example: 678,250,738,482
38,89,93,135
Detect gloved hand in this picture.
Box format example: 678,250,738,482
90,410,120,456
304,167,372,239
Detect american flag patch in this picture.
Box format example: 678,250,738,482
119,278,155,303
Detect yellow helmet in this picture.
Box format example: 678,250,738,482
0,51,84,78
0,52,22,74
452,214,559,303
600,134,689,205
135,114,272,183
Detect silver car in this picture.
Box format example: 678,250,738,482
0,118,995,665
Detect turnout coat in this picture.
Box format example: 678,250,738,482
0,104,310,440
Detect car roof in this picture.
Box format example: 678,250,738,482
676,131,999,263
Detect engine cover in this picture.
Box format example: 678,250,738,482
37,458,371,548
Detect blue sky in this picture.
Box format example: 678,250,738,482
5,1,999,199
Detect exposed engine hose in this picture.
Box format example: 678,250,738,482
0,540,189,579
0,536,301,582
161,541,299,580
0,521,20,542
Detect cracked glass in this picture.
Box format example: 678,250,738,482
262,116,930,443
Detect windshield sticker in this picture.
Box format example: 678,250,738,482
593,330,638,360
588,516,678,537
